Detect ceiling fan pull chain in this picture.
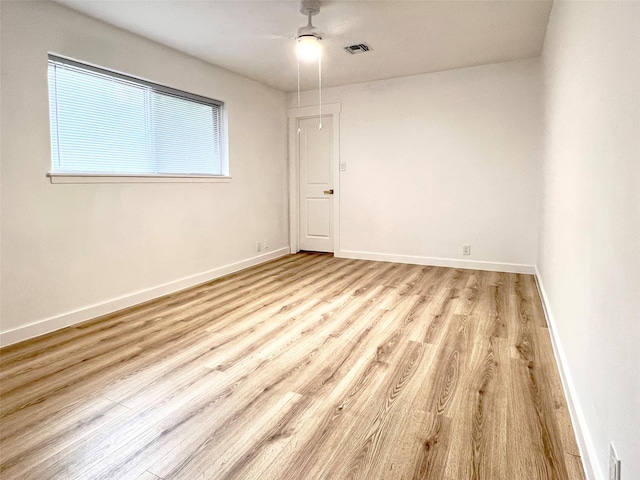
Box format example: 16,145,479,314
297,50,301,135
319,52,322,130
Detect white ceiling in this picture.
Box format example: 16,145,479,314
54,0,553,93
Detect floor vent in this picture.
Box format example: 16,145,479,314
344,43,372,55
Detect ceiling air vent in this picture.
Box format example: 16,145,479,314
344,43,372,55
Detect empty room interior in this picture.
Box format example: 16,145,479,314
1,1,639,479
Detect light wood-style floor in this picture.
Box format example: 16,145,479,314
0,253,585,480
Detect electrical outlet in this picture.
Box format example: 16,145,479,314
462,244,471,255
609,443,621,480
256,241,262,253
263,239,269,250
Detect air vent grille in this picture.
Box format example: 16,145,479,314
344,43,372,55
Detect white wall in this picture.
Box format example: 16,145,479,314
289,59,542,272
539,2,640,479
0,1,289,345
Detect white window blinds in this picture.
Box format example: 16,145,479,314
47,55,225,176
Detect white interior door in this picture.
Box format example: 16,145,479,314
298,116,334,252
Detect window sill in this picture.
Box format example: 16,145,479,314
47,173,232,184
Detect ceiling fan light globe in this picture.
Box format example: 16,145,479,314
297,35,322,62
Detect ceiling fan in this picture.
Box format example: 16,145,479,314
293,0,325,129
296,0,323,61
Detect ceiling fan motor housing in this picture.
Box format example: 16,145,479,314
297,0,322,41
297,28,321,41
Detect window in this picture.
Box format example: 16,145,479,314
47,55,227,181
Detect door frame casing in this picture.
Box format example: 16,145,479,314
288,103,341,254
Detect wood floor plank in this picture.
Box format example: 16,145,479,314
536,330,581,457
319,340,429,480
0,257,350,421
420,269,471,345
0,253,312,370
0,253,584,480
217,297,427,480
227,298,423,478
139,304,396,478
507,287,570,480
565,453,587,480
0,253,325,366
11,368,227,480
0,397,130,476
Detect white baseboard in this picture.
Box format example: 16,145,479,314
336,249,535,274
533,266,601,480
0,247,290,348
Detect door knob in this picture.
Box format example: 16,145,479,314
324,189,334,195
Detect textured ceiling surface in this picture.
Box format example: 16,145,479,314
55,0,553,92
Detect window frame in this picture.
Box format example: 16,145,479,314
46,54,230,184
